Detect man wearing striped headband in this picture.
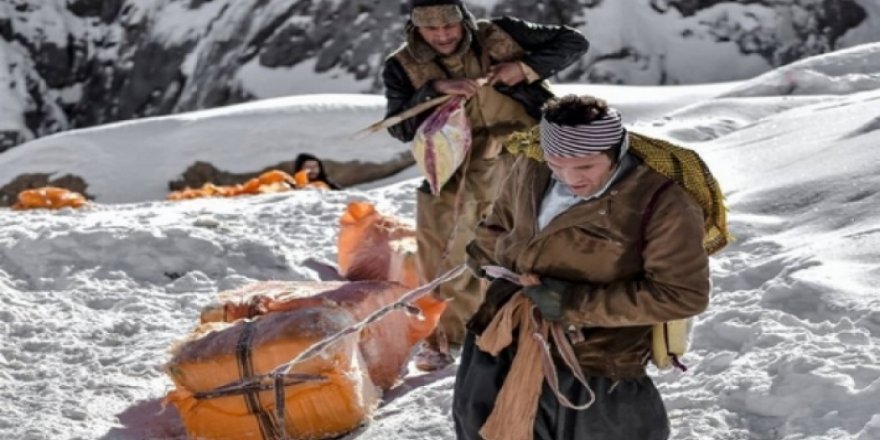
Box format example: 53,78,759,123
383,0,589,371
458,94,710,439
539,96,631,203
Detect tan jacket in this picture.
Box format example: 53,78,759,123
389,22,537,159
467,155,711,378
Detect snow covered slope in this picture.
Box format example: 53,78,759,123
0,84,731,205
1,43,879,440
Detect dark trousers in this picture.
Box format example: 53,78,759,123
453,332,671,440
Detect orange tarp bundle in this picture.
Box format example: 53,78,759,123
166,306,378,440
165,203,448,439
12,187,87,210
166,182,238,200
167,170,301,201
334,201,447,364
198,280,440,391
337,201,421,289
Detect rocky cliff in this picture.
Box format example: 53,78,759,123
0,0,876,151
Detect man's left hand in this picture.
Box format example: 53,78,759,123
522,277,570,322
487,62,527,86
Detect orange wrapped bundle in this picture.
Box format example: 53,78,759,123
166,306,379,440
242,170,297,195
12,187,87,210
199,280,443,391
167,183,238,200
337,201,421,289
258,170,296,186
167,188,198,201
168,170,298,201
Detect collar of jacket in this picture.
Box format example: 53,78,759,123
405,21,474,62
537,152,637,230
567,150,636,202
528,151,639,242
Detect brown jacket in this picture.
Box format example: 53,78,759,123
466,155,711,378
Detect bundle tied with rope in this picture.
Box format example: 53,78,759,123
165,266,466,440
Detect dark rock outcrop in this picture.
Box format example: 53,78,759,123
0,0,874,151
0,173,93,207
657,0,867,65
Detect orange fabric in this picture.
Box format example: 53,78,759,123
335,202,446,366
337,202,377,279
337,201,422,289
240,178,263,195
259,170,295,186
167,170,299,201
12,187,87,210
198,280,438,391
294,170,310,188
256,181,290,194
167,306,378,440
167,183,239,200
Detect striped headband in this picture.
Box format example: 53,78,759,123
540,108,625,158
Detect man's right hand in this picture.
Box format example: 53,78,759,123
433,79,480,99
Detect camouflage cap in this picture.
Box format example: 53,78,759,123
411,4,463,27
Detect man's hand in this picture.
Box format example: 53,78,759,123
433,78,480,98
487,62,527,86
522,277,570,322
519,273,541,287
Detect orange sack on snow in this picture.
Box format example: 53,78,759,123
13,187,87,210
259,170,296,186
335,201,447,356
167,183,238,200
337,201,420,289
167,170,299,201
199,280,440,391
166,306,379,440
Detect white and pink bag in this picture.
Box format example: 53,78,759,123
411,97,472,195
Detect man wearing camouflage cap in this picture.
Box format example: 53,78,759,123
383,0,589,369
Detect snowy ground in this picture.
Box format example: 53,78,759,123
2,43,880,440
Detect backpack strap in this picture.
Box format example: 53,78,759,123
639,179,675,253
640,178,690,372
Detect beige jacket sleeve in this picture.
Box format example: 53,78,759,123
465,160,521,274
561,185,711,327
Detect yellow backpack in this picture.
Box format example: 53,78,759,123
505,128,731,371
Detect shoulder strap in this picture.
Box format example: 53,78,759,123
639,179,675,253
642,179,692,373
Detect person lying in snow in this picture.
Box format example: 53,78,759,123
457,95,712,440
294,153,341,190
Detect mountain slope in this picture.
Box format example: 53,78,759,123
0,0,877,150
